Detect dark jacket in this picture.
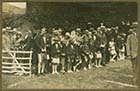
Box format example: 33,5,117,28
50,43,61,58
24,33,36,51
65,43,76,57
34,34,46,53
80,43,90,56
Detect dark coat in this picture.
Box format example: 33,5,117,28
80,43,90,56
74,44,81,57
60,43,67,57
50,43,61,58
88,38,96,53
34,34,46,53
24,33,36,51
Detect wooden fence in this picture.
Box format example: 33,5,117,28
2,50,32,76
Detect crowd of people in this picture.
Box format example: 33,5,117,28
2,21,138,77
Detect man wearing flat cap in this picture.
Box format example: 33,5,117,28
126,22,138,82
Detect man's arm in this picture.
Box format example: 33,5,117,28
126,35,131,57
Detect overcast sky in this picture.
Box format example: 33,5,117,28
7,2,26,9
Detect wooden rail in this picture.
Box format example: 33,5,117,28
2,50,32,77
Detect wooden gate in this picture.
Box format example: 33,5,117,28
2,50,32,76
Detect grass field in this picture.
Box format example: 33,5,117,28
2,59,138,89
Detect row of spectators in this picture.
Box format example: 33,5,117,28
2,22,135,76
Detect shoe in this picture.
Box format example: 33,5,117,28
99,65,103,67
96,65,99,68
83,67,87,70
76,69,79,72
102,64,106,66
61,70,65,73
55,71,59,74
88,65,91,69
52,72,55,74
69,70,73,73
95,65,97,68
41,73,45,76
37,73,41,77
73,66,76,71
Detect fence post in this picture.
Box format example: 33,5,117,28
29,50,32,77
13,51,16,73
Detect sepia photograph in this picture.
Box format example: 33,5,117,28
1,1,139,89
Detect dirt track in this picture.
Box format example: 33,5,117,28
2,59,138,89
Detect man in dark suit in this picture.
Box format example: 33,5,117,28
126,22,138,82
23,30,38,75
96,26,107,66
35,28,47,76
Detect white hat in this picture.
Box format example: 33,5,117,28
100,25,105,29
65,32,70,36
17,31,22,34
8,27,11,30
53,30,59,34
84,30,89,33
2,28,6,31
88,22,92,25
41,27,46,31
76,28,81,31
88,32,92,35
6,27,9,29
58,28,63,32
13,28,17,31
6,27,11,30
107,28,111,31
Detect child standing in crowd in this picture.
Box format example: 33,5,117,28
72,40,82,72
66,40,75,73
95,49,102,67
60,35,67,73
108,38,117,62
80,42,90,70
118,37,126,60
51,31,61,74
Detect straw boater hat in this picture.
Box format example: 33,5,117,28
107,28,111,31
6,27,12,30
41,27,46,30
53,30,59,35
41,27,46,33
13,28,17,31
2,28,6,32
10,28,18,34
65,32,70,36
84,29,89,34
76,28,81,31
100,25,106,31
87,22,92,25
